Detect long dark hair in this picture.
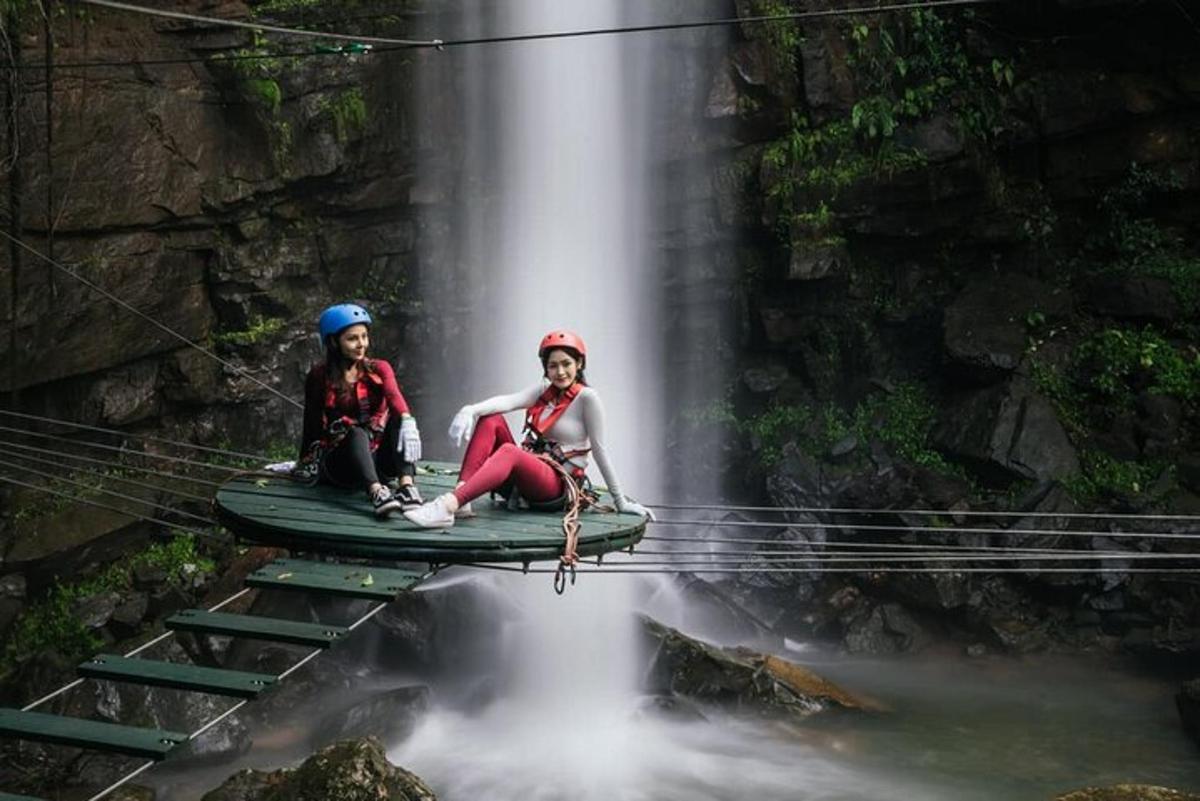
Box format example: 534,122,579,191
324,334,376,400
541,346,586,386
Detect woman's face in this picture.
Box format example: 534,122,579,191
336,324,370,363
544,349,579,390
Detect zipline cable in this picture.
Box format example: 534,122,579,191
0,423,258,474
646,502,1200,522
82,0,1000,51
0,230,303,411
0,473,225,541
463,563,1200,576
79,0,438,47
0,456,219,526
10,0,1006,71
0,408,276,463
610,553,1200,565
2,447,213,503
630,545,1184,558
3,439,223,488
648,518,1200,541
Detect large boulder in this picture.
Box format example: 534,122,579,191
935,378,1079,485
641,616,883,716
200,737,435,801
943,276,1070,379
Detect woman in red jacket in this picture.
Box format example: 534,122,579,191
297,303,423,517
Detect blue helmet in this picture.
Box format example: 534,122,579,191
318,303,372,341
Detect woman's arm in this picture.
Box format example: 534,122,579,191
464,382,545,417
373,360,411,418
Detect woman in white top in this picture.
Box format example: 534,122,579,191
403,331,652,543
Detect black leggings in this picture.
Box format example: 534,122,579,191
321,416,416,490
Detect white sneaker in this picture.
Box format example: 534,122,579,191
403,495,455,529
456,501,476,519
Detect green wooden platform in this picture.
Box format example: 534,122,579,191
0,709,186,760
214,462,646,562
246,558,425,599
78,655,277,699
165,610,349,648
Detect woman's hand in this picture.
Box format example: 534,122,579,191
616,497,655,521
399,415,422,462
448,408,476,447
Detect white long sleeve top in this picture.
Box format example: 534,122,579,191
463,380,626,504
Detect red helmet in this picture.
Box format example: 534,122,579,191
538,330,587,360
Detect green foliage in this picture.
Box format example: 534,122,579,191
213,315,286,347
1076,327,1200,404
1,536,213,671
244,78,282,114
763,8,1012,243
689,382,948,471
324,87,369,143
1090,163,1200,314
747,0,803,82
853,382,947,469
1063,451,1166,505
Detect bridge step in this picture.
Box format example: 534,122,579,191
0,709,185,760
246,558,424,600
165,610,348,648
77,654,277,699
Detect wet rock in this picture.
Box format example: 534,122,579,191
148,584,193,620
133,564,169,591
935,378,1079,486
0,573,25,641
1084,276,1179,324
1053,786,1200,801
312,686,430,750
742,363,790,394
642,615,882,716
1137,392,1183,458
892,572,971,612
71,590,122,631
635,694,710,723
894,112,965,162
108,787,155,801
200,737,436,801
1178,455,1200,494
943,276,1068,379
788,237,849,281
843,603,931,654
1177,680,1200,747
668,573,781,645
108,593,150,639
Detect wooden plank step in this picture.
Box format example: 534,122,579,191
165,610,348,648
246,560,424,600
77,655,277,699
0,709,186,760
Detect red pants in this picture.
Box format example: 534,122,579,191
453,414,564,506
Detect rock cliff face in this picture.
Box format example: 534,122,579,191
0,1,1198,656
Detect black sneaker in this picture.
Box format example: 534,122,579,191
395,483,423,510
369,485,403,518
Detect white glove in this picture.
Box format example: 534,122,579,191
399,415,422,463
616,497,654,521
448,408,476,447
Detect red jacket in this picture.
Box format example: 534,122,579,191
299,358,411,460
